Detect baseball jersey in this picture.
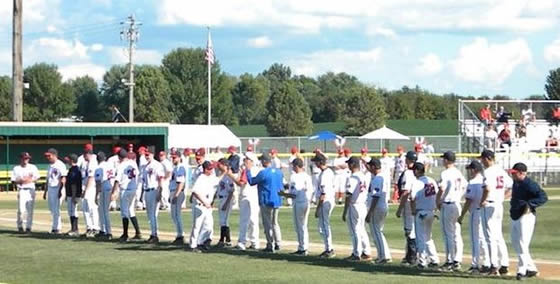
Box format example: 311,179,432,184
317,167,336,201
333,157,349,175
218,175,235,198
346,171,369,205
95,161,116,192
47,159,67,188
142,160,164,189
483,164,513,203
240,167,261,199
394,154,406,181
416,152,428,165
400,169,416,193
170,163,187,192
191,161,207,185
160,159,173,179
81,159,98,187
115,159,139,191
271,157,283,169
411,176,440,211
191,174,220,206
289,172,313,204
440,167,467,203
107,155,120,169
77,154,96,170
360,156,371,173
11,164,40,189
465,174,484,213
380,156,394,176
369,172,390,210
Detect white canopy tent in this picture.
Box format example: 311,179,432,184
167,124,241,149
359,125,409,150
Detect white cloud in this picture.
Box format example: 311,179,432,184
107,47,163,65
415,53,443,75
90,43,104,52
0,0,63,33
247,36,272,48
47,25,57,33
289,48,382,77
450,37,532,86
27,38,90,62
59,63,106,82
367,27,397,39
544,39,560,62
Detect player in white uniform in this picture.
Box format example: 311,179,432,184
43,148,67,234
107,146,121,211
229,155,261,250
359,148,371,174
365,159,392,264
141,149,165,244
216,158,235,247
81,150,100,237
169,151,187,245
396,151,418,265
458,160,491,274
191,148,207,185
94,152,115,239
113,149,142,242
158,151,173,211
437,151,467,271
282,158,313,255
11,152,39,233
333,149,349,205
342,157,372,261
309,149,322,204
479,150,513,276
189,161,222,252
312,153,336,258
135,146,148,210
392,146,406,203
380,148,394,177
270,148,283,169
410,162,440,269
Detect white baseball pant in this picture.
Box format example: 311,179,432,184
17,188,35,230
119,189,136,218
160,179,170,210
144,189,160,236
238,197,259,248
218,197,233,227
98,190,112,235
318,200,334,252
403,201,416,239
347,203,371,257
47,186,62,231
293,201,310,251
190,205,213,248
369,208,391,261
82,186,99,231
469,208,490,268
441,202,463,264
135,182,144,209
511,213,537,275
170,190,185,238
415,210,439,266
481,203,509,268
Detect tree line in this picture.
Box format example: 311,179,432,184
0,47,558,136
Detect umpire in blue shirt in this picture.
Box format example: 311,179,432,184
246,152,284,253
509,162,547,280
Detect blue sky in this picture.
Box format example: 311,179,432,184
1,0,560,98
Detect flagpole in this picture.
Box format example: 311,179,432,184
207,27,211,126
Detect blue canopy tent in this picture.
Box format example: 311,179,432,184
308,130,342,151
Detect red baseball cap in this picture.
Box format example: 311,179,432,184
183,148,192,155
112,146,122,154
246,145,253,152
227,146,236,153
414,144,423,151
343,148,351,155
360,147,368,154
84,143,93,151
138,146,147,153
396,145,404,152
270,148,278,155
290,146,298,154
196,147,205,156
381,148,388,154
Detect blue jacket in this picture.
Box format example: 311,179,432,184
247,166,283,208
510,177,548,221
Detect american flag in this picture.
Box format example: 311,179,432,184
205,29,215,65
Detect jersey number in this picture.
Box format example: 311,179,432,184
496,176,504,190
127,169,136,179
424,184,436,197
107,170,114,179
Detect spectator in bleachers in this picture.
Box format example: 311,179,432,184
515,122,527,140
551,105,560,126
498,124,512,148
479,104,493,125
496,106,512,124
521,105,536,124
546,130,559,151
485,125,498,150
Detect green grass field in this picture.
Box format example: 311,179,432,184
0,196,558,283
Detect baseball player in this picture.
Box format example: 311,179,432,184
392,146,406,203
282,158,313,256
169,151,187,245
158,151,173,211
189,161,222,252
479,150,512,276
107,146,121,211
11,152,39,233
77,143,96,169
81,150,100,237
365,158,392,264
437,151,466,271
359,147,371,174
312,153,336,258
309,148,322,203
227,146,241,210
270,148,283,169
94,152,115,239
135,146,148,210
191,148,208,185
65,154,82,236
342,157,372,261
229,155,261,250
509,163,548,281
410,162,440,269
333,148,350,205
113,149,142,242
244,145,259,166
395,151,418,265
458,160,491,274
181,148,193,209
216,159,235,247
380,148,394,178
43,148,67,234
141,148,165,244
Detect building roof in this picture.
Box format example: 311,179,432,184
0,122,169,136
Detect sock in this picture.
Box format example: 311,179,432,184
73,217,79,232
69,217,74,231
219,226,225,242
225,226,231,243
122,218,129,236
130,217,140,235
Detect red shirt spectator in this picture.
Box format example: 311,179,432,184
498,127,512,148
480,105,492,123
553,107,560,119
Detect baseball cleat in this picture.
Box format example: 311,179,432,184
345,254,361,261
487,267,499,276
516,273,525,281
105,234,113,240
325,250,336,258
132,233,142,240
499,266,509,276
374,259,392,264
261,247,274,253
360,254,373,261
235,243,246,251
526,271,538,278
467,266,480,275
274,244,281,251
171,237,184,245
428,262,439,269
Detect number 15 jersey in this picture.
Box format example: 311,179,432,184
411,175,440,211
483,165,513,204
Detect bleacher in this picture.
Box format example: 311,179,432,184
0,170,47,192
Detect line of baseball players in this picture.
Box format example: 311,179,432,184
11,144,547,280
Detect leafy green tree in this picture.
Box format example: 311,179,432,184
100,65,128,121
0,76,11,121
212,74,238,125
316,72,362,122
292,75,321,121
545,68,560,100
265,81,312,136
341,86,387,135
133,65,173,122
23,63,76,121
232,73,269,124
262,63,292,88
69,76,103,121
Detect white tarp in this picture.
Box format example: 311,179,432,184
168,124,241,149
359,126,410,140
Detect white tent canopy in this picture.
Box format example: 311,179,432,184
168,124,241,149
359,126,410,140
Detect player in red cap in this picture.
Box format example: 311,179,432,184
13,152,40,233
392,146,406,203
192,148,209,185
135,146,149,210
269,149,282,169
333,148,350,205
359,147,371,174
380,148,395,178
108,146,122,211
158,151,173,211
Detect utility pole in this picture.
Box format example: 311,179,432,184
12,0,23,122
120,14,141,123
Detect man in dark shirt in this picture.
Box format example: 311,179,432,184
65,154,82,236
509,163,548,280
